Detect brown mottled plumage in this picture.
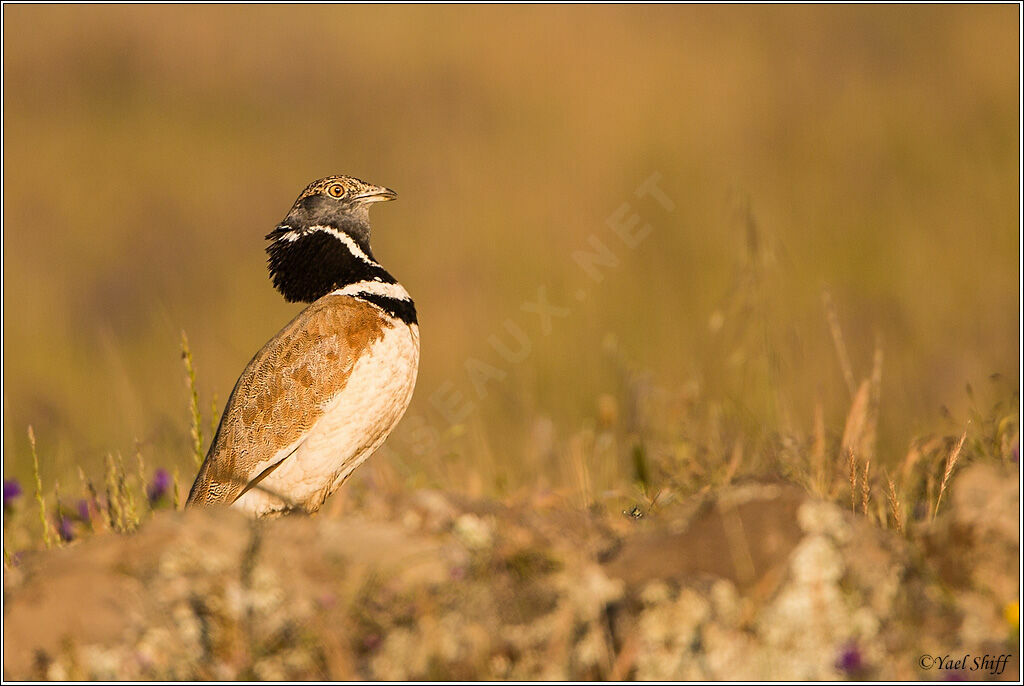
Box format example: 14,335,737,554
187,296,391,509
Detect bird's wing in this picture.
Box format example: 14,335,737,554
186,295,393,507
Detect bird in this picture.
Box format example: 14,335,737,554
186,175,419,518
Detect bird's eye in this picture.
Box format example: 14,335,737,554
328,184,346,198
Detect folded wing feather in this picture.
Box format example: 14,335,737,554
186,296,390,508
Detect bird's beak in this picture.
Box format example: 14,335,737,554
354,185,398,203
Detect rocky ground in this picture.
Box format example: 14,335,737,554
3,462,1019,680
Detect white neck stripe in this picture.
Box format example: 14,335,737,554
331,280,412,302
279,225,380,267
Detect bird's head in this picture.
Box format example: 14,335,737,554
279,174,397,239
266,175,399,303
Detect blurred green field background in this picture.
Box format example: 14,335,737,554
2,5,1019,502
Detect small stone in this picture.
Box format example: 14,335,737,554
790,535,844,584
796,501,851,543
454,514,493,550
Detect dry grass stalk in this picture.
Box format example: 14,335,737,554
28,426,53,548
172,467,182,510
722,439,743,485
841,380,871,463
181,330,204,467
117,452,139,529
932,428,967,521
886,474,903,533
860,458,871,517
134,443,146,509
568,434,593,509
104,453,122,531
78,466,107,533
822,290,856,398
848,448,858,513
103,452,139,533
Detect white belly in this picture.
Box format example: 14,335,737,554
233,321,419,516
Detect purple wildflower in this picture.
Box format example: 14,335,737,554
147,468,172,505
836,642,862,673
76,499,92,523
3,479,23,510
57,516,74,543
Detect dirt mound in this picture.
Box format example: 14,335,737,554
3,464,1018,680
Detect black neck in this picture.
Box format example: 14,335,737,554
266,220,396,303
266,215,418,325
265,220,419,325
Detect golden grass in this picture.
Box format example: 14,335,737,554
1,6,1018,534
28,426,53,548
181,331,204,468
932,427,968,521
860,457,872,518
172,467,182,510
886,472,903,534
